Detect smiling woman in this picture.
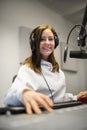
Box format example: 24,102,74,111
4,25,87,115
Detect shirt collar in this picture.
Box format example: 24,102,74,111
41,59,53,71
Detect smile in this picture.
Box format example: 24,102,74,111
42,46,52,51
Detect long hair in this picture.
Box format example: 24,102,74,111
23,25,59,73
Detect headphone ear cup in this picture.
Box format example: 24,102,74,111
30,39,36,51
30,27,39,51
55,36,59,48
30,30,36,51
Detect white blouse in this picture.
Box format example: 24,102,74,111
4,60,77,106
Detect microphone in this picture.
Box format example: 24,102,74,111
63,24,86,63
70,50,87,58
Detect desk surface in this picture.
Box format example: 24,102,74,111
0,102,87,130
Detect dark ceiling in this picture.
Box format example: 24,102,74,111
38,0,87,25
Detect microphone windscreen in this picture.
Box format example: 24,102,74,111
70,51,87,58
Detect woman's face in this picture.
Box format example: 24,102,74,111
40,29,55,60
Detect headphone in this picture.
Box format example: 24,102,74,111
54,32,59,48
29,26,59,52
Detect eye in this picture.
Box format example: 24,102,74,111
48,37,54,41
40,36,54,42
40,38,46,41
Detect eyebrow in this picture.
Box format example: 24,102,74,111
41,36,54,38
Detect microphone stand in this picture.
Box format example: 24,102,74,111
64,4,87,63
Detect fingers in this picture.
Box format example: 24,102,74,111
23,90,53,114
23,94,42,114
40,93,53,106
25,102,33,114
25,100,42,114
38,93,53,112
28,95,53,114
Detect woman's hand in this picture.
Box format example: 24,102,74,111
22,89,53,114
77,91,87,99
77,91,87,103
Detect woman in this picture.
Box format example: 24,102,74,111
4,25,87,114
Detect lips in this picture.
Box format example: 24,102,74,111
42,46,52,51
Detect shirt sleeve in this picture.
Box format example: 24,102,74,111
4,65,32,106
63,93,77,101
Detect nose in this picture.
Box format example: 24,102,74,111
45,38,50,43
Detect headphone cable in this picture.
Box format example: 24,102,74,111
41,72,55,104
